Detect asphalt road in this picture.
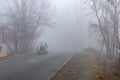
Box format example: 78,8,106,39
0,52,73,80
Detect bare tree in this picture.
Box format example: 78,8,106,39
0,0,51,54
89,0,120,77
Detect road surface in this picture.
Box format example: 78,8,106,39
0,52,73,80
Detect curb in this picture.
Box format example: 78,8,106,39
47,56,72,80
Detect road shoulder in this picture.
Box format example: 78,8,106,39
0,53,35,61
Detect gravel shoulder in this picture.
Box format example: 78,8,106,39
50,50,98,80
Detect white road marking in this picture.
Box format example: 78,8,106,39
29,59,38,63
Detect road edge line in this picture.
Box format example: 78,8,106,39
47,56,72,80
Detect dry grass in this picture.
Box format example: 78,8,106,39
92,54,120,80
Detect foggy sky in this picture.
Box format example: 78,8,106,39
40,0,98,52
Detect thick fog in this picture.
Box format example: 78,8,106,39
0,0,99,53
40,0,98,53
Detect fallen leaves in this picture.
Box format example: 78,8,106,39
91,55,109,80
